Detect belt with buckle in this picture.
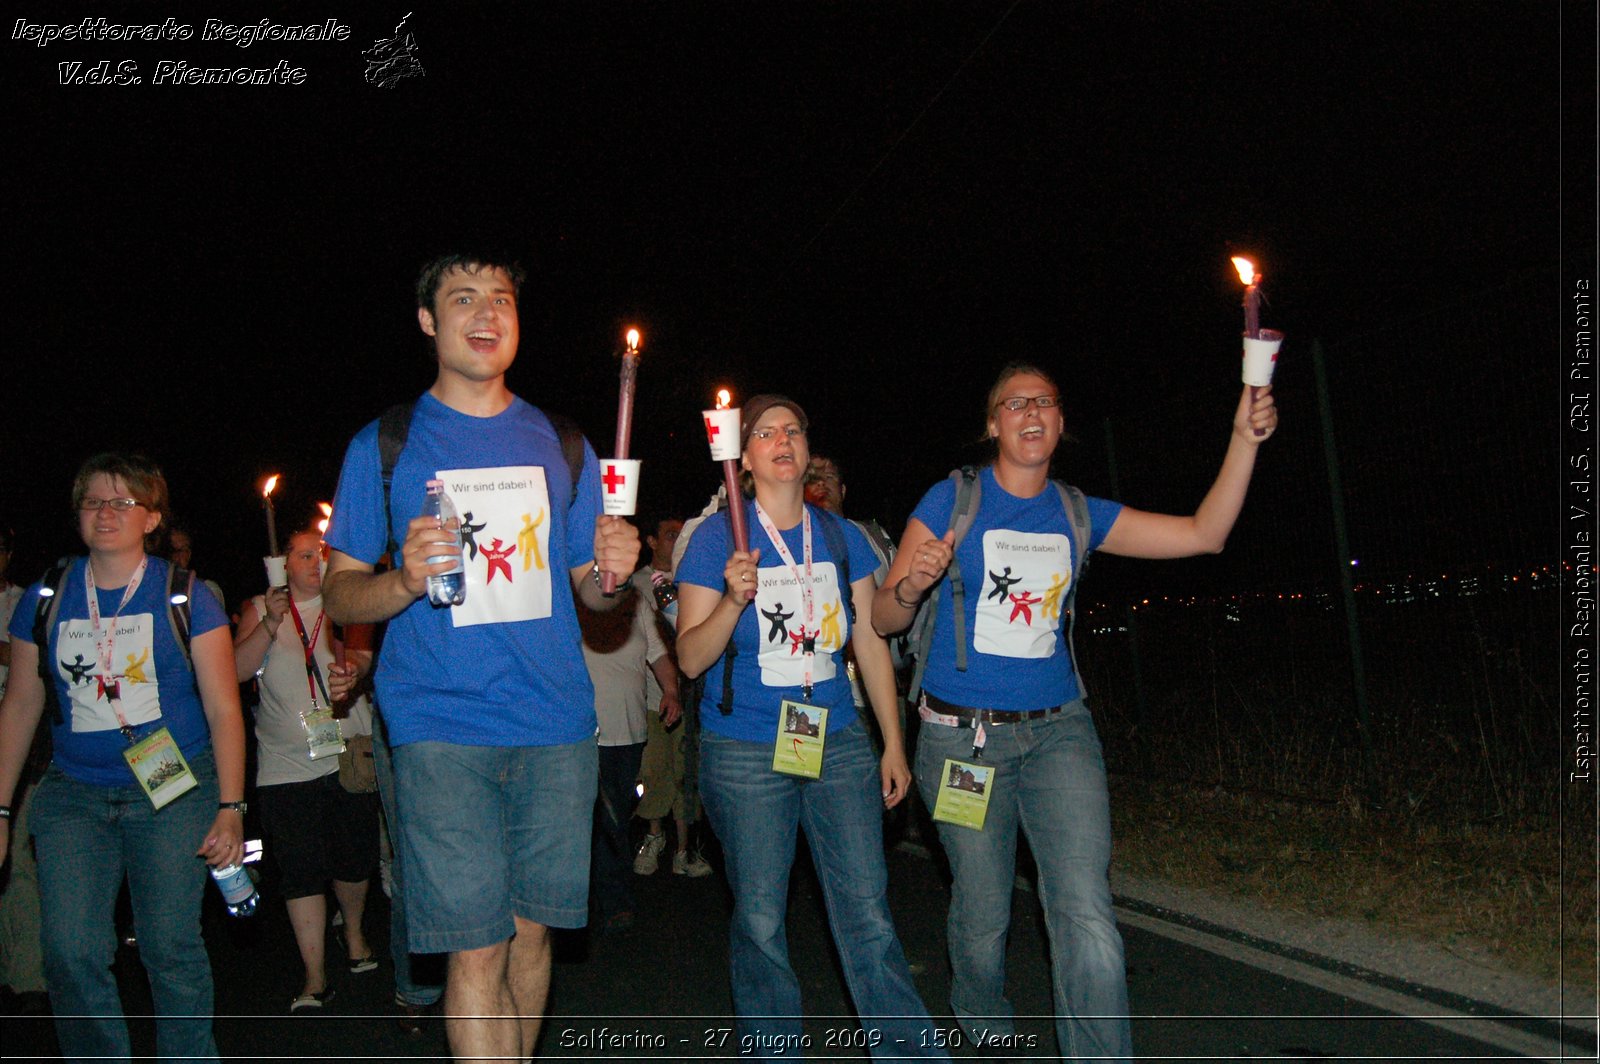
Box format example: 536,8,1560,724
920,691,1064,726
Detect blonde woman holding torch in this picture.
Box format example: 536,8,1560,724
873,363,1276,1062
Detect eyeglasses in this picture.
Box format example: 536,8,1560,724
78,497,144,513
749,426,806,442
996,394,1060,412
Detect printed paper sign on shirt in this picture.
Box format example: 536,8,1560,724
56,613,162,733
755,562,845,688
439,466,553,628
972,530,1071,659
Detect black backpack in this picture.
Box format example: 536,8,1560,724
33,558,197,725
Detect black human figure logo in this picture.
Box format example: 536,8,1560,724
761,602,793,644
61,654,93,685
986,566,1022,602
460,511,487,561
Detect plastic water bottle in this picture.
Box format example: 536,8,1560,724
650,570,679,627
211,862,259,917
422,479,466,607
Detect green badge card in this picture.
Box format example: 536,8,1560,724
123,726,198,810
932,757,995,830
772,700,828,779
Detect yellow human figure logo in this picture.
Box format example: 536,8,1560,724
1041,571,1068,622
123,648,150,685
519,510,547,572
818,600,843,651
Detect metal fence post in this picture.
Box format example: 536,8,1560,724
1312,338,1378,793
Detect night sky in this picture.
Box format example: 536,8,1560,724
2,2,1582,604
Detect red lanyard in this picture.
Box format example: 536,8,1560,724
85,557,147,740
754,503,817,700
286,598,332,708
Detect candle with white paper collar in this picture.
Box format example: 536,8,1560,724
600,328,642,594
1232,257,1282,437
261,474,286,588
703,389,751,565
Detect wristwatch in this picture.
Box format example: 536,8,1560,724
218,801,248,814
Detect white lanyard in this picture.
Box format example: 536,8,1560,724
754,502,817,699
85,557,148,740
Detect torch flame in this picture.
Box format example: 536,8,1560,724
263,474,280,498
316,503,333,537
716,389,731,410
1231,256,1258,286
626,328,640,353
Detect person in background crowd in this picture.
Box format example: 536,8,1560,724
166,521,227,615
675,395,946,1061
234,529,378,1012
0,453,246,1062
873,363,1277,1061
0,525,49,1012
632,515,712,878
578,565,680,931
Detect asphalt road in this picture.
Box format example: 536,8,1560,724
1,832,1581,1061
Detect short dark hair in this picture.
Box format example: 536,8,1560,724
415,253,526,312
72,452,169,552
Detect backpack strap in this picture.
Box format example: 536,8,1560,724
544,412,587,509
1055,482,1093,704
906,467,982,703
164,563,196,673
33,558,73,726
377,401,415,560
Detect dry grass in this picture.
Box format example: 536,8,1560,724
1107,776,1597,992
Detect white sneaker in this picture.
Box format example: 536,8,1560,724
633,833,666,875
672,849,713,877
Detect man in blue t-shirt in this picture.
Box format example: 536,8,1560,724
323,253,640,1063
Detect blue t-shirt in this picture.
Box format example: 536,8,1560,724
325,393,602,748
910,466,1123,711
677,500,880,743
9,556,228,786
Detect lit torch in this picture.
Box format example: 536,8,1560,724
262,475,281,557
703,390,750,575
1231,256,1281,437
599,327,643,594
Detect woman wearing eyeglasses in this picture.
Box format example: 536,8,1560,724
0,453,246,1062
873,363,1277,1062
675,395,947,1061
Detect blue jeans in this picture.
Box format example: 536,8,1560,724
30,749,220,1063
915,700,1132,1062
700,721,947,1061
372,711,443,1007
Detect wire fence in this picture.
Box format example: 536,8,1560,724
1072,275,1564,821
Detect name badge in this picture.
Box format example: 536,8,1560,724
932,757,995,830
303,707,347,761
123,726,198,810
771,699,828,779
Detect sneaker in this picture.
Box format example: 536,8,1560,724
633,833,666,875
672,849,713,877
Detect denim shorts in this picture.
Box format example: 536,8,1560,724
391,738,598,953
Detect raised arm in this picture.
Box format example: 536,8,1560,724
1098,384,1278,560
872,518,955,637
